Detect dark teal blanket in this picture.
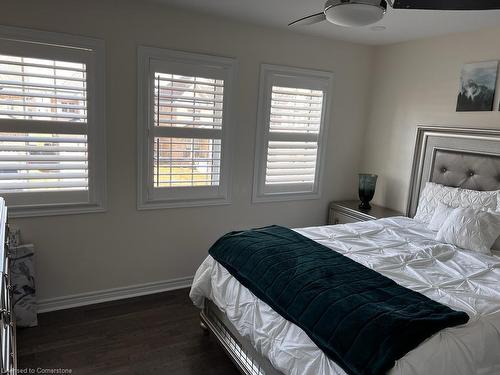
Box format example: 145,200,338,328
208,225,469,375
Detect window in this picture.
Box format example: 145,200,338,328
0,26,106,217
253,64,333,202
137,47,236,209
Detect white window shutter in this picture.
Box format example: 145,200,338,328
0,56,87,122
0,55,88,193
137,47,236,209
0,26,106,217
253,65,333,202
265,86,323,187
152,73,223,188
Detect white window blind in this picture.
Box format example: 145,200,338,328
265,86,323,186
0,26,106,217
153,73,223,188
0,132,88,192
0,56,88,193
138,47,236,209
0,56,87,122
253,65,333,202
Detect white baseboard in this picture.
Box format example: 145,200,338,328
37,276,193,313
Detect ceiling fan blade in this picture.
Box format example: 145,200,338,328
389,0,500,10
288,12,327,27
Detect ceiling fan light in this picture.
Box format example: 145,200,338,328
325,3,386,27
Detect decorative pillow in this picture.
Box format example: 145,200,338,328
436,207,500,254
452,187,498,211
414,182,499,224
428,202,455,231
414,182,459,224
451,190,499,249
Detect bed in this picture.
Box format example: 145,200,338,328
189,126,500,375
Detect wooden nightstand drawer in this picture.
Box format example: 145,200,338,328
329,200,403,225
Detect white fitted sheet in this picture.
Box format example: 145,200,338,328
190,217,500,375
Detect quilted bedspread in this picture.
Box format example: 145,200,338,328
208,225,469,375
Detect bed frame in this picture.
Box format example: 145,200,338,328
200,300,282,375
201,125,500,375
407,126,500,217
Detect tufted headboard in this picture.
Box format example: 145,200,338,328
407,126,500,217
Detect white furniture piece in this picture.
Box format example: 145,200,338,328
0,199,16,374
328,200,403,225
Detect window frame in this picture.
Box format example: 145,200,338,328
252,64,333,203
137,46,237,210
0,25,106,218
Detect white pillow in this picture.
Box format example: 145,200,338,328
453,187,498,211
452,189,499,249
428,202,455,231
414,182,499,224
436,207,500,254
414,182,459,224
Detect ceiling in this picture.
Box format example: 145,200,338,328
151,0,500,45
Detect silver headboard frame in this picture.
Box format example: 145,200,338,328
407,126,500,217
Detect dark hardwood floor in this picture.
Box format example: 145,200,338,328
17,288,240,375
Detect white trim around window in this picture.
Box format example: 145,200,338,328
0,26,106,217
137,46,237,210
252,64,333,203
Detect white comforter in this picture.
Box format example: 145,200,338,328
190,217,500,375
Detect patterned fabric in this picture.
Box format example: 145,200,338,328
428,202,455,231
414,182,498,224
11,244,37,327
436,208,500,254
454,188,499,211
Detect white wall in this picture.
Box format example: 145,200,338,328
1,0,374,302
362,27,500,213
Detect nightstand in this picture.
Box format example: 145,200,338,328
329,200,403,225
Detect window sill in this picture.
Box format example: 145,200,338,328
137,197,232,210
9,203,107,218
252,192,321,204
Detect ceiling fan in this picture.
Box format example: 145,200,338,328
289,0,500,28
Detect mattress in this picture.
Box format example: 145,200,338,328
190,217,500,375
